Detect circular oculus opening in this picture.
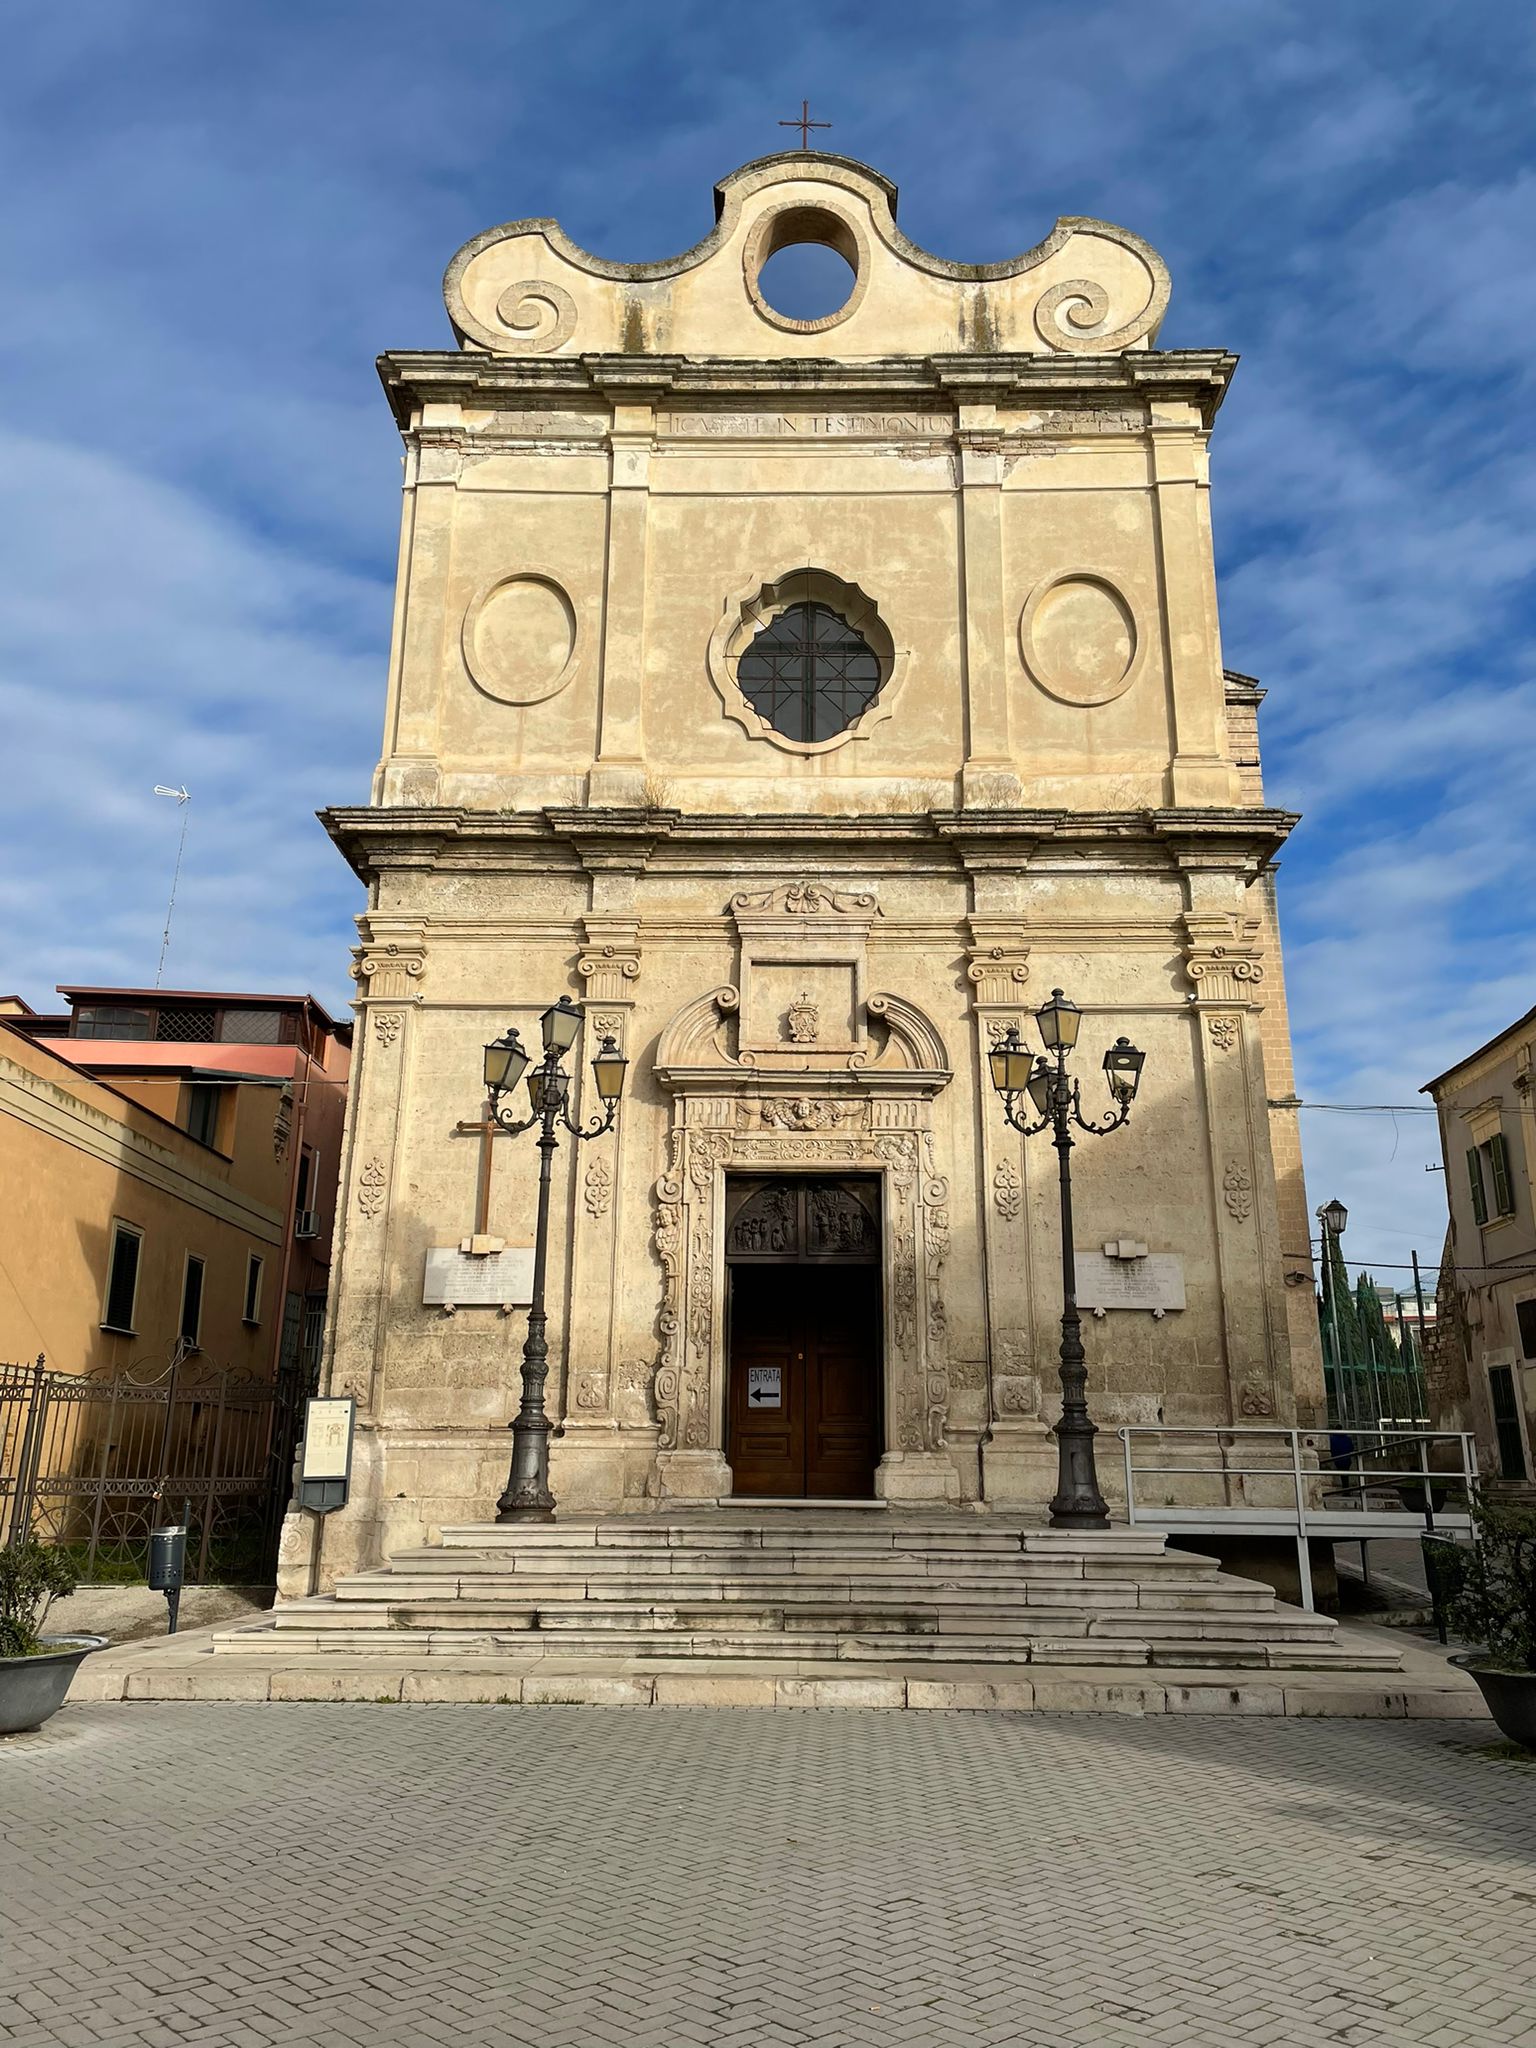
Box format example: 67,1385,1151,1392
745,205,864,332
756,243,857,323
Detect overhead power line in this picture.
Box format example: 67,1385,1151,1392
1287,1251,1536,1278
1274,1100,1536,1116
1278,1101,1436,1113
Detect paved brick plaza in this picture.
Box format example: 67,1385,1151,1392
3,1705,1534,2048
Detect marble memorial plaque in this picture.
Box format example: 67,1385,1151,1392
1075,1250,1185,1315
423,1245,535,1309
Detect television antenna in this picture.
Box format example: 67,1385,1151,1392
152,785,191,987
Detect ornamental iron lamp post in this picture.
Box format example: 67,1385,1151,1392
1316,1196,1352,1422
988,990,1146,1530
482,996,627,1522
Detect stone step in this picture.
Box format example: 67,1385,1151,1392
256,1513,1385,1681
434,1521,1179,1559
1086,1612,1337,1643
210,1620,1402,1674
272,1598,1324,1649
363,1548,1231,1586
322,1578,1276,1622
215,1626,1120,1663
436,1531,1031,1557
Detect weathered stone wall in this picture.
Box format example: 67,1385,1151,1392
284,154,1317,1590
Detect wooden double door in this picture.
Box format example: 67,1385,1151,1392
725,1178,883,1499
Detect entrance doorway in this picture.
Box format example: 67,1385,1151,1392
724,1178,882,1497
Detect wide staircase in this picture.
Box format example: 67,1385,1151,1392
217,1507,1401,1675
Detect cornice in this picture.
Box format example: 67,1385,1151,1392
321,803,1296,883
376,349,1237,432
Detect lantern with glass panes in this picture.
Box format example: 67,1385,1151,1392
479,997,628,1521
987,989,1146,1530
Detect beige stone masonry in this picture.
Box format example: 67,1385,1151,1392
297,153,1321,1581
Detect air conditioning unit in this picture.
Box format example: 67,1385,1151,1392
294,1210,321,1240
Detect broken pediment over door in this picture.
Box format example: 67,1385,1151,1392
653,881,952,1094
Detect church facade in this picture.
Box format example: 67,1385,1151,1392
300,154,1322,1586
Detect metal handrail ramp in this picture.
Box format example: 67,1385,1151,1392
1119,1425,1479,1610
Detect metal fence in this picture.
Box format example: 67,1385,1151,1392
0,1350,286,1583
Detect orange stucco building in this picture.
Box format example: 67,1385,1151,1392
0,988,350,1383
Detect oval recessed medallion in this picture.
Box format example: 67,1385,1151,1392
462,574,578,706
1020,573,1140,706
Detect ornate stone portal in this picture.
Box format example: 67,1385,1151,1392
648,882,955,1503
290,150,1324,1592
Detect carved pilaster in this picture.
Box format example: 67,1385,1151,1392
587,398,653,805
953,401,1023,808
1176,884,1286,1420
1191,1002,1290,1427
963,923,1046,1499
1181,911,1266,1006
964,929,1031,1014
558,919,643,1469
577,917,642,1008
351,922,428,1005
330,922,428,1419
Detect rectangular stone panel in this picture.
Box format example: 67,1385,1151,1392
423,1246,535,1308
1075,1250,1186,1314
747,963,858,1049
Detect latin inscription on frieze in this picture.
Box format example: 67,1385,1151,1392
478,412,607,441
659,412,952,439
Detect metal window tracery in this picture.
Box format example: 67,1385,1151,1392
736,602,884,744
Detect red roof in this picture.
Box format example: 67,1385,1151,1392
34,1040,324,1080
58,986,345,1031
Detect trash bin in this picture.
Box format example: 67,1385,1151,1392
1420,1532,1468,1647
147,1523,188,1634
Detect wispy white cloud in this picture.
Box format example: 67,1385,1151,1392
0,429,383,1004
0,0,1531,1281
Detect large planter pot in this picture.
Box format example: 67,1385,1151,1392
0,1635,107,1736
1459,1663,1536,1750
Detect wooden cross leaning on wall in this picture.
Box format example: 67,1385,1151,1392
454,1100,512,1239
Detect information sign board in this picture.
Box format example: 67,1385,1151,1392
297,1396,355,1514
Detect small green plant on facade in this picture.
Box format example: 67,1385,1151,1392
1449,1497,1536,1672
0,1540,80,1658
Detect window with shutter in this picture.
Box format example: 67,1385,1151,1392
185,1083,222,1147
1488,1132,1515,1217
243,1253,264,1325
1467,1147,1487,1226
103,1223,142,1332
180,1256,205,1350
1488,1364,1529,1481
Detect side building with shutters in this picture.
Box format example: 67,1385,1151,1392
1424,1005,1536,1490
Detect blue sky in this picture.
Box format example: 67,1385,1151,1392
2,1,1532,1283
